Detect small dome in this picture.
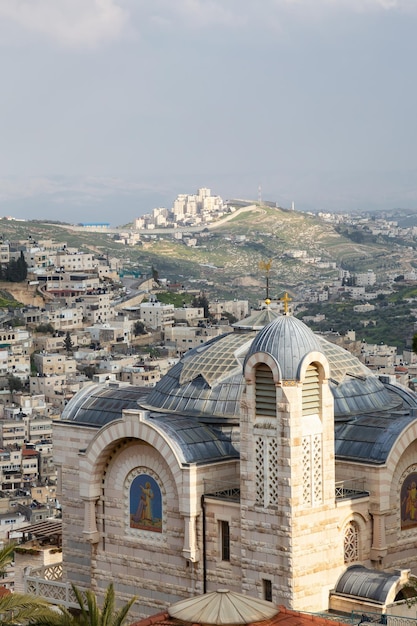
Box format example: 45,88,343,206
168,589,279,625
245,315,323,380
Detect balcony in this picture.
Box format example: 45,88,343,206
204,479,240,502
25,564,87,609
335,479,369,501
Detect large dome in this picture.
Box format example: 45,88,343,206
144,315,404,420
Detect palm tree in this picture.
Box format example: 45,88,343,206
0,542,59,626
31,582,137,626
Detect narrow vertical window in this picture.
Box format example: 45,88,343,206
344,521,359,563
302,364,320,416
255,364,276,416
263,579,272,602
220,520,230,561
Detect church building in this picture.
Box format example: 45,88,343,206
53,305,417,618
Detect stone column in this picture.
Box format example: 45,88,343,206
82,496,100,544
182,514,200,562
370,510,388,563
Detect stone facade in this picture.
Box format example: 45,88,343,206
54,316,417,620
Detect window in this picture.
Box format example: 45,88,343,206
344,521,359,563
255,364,275,416
220,520,230,561
302,364,320,416
263,579,272,602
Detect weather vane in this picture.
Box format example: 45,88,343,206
259,259,272,302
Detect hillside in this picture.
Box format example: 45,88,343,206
0,207,410,303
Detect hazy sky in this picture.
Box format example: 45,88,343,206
1,0,417,224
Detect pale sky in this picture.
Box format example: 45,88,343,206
0,0,417,225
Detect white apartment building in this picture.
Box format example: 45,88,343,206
0,328,31,347
356,270,376,287
39,272,100,297
164,324,230,354
140,299,175,330
6,346,31,380
39,305,84,331
33,352,77,376
76,292,112,324
0,407,52,448
209,299,249,321
0,243,9,264
55,251,95,272
29,375,86,407
86,318,133,347
172,307,204,324
32,333,79,353
120,366,162,387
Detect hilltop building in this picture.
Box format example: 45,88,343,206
52,303,417,618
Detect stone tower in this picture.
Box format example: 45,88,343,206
240,314,343,610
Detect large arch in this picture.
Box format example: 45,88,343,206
78,411,184,502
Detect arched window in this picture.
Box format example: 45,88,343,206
302,363,320,417
301,363,323,506
344,521,359,563
255,363,276,417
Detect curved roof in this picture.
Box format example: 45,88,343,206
145,318,416,422
148,414,239,464
335,410,416,464
233,305,280,331
168,589,279,625
61,384,148,427
61,314,417,467
145,333,252,419
245,315,323,380
333,565,402,604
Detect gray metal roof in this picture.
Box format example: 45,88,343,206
60,315,417,467
145,333,252,420
244,315,323,380
333,565,402,603
335,410,416,464
61,384,149,427
148,413,239,464
233,305,280,331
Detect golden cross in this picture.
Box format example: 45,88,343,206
280,292,292,315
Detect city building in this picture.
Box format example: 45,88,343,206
53,307,417,618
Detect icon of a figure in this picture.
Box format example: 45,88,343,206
133,481,154,523
403,481,417,521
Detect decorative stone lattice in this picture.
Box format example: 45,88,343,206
255,436,265,505
344,522,359,563
302,436,312,506
267,437,279,506
302,434,323,506
312,434,323,505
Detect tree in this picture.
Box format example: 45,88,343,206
151,265,160,284
7,374,23,392
64,332,74,354
0,542,57,626
412,333,417,356
82,365,97,380
35,323,55,335
133,321,146,336
3,252,28,283
31,582,137,626
192,293,210,319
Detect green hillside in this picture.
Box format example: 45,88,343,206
0,206,408,303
